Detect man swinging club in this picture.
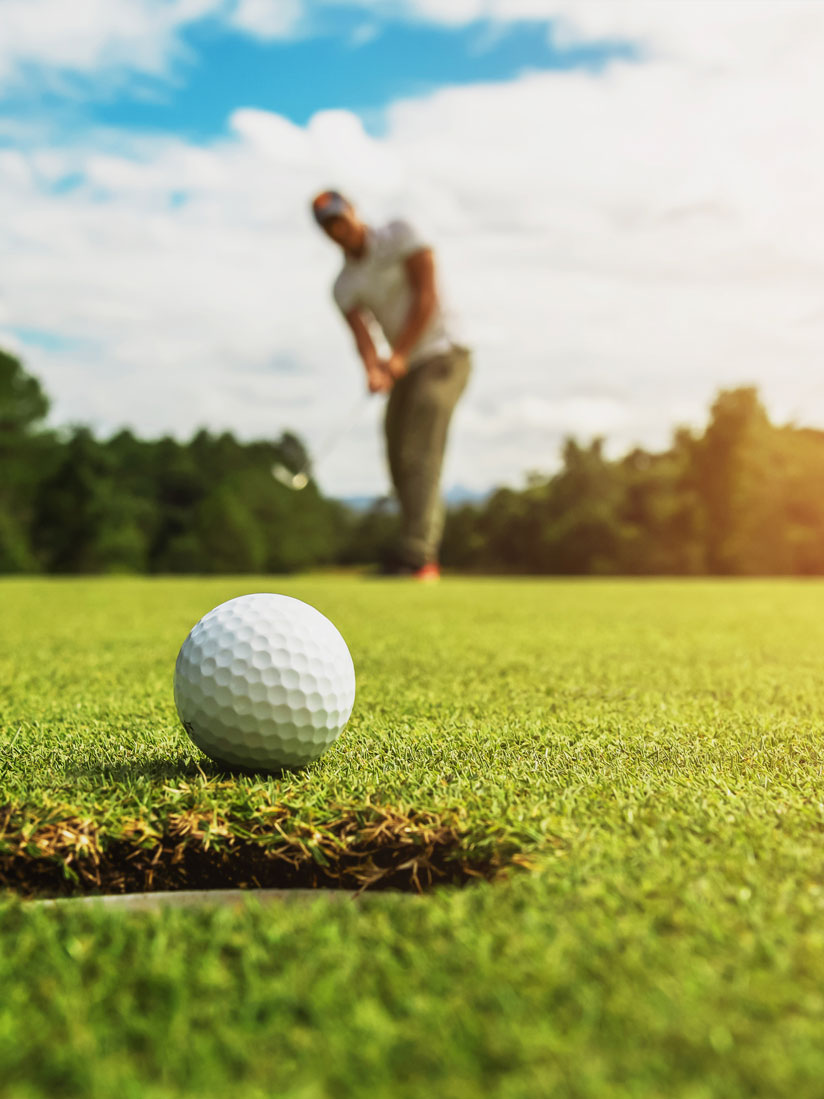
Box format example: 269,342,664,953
312,190,471,581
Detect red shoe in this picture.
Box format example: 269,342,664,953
413,563,440,582
374,561,441,580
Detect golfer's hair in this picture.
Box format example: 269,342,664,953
311,190,353,222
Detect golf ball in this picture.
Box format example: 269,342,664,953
174,593,356,770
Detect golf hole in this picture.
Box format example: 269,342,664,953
2,806,520,903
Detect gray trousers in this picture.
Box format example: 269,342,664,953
384,345,472,567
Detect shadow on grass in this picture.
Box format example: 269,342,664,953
75,760,203,783
66,758,299,784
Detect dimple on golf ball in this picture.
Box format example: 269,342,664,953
174,593,356,771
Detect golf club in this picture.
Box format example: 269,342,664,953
272,393,371,491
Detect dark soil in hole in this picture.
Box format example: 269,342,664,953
0,805,516,900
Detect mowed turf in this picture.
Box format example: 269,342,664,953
2,576,824,1098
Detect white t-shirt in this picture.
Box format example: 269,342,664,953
332,219,461,367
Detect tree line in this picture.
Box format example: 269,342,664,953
441,387,824,574
3,347,824,575
0,349,347,574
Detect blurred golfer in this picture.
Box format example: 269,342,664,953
312,190,471,581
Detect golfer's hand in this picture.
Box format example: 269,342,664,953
385,351,408,380
367,367,392,394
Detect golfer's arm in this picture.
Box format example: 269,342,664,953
392,249,437,359
344,309,380,374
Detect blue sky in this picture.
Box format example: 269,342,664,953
100,14,632,137
1,2,821,496
1,7,633,141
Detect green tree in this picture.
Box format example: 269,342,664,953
0,351,55,573
0,349,49,434
689,388,772,573
618,435,705,574
192,488,267,574
32,428,149,573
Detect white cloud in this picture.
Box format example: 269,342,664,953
228,0,304,40
0,0,403,94
549,0,823,69
0,0,223,93
1,2,824,497
349,23,381,49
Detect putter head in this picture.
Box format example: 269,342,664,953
272,463,309,491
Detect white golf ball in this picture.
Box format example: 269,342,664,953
174,593,356,770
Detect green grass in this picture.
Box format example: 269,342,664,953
2,576,824,1097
